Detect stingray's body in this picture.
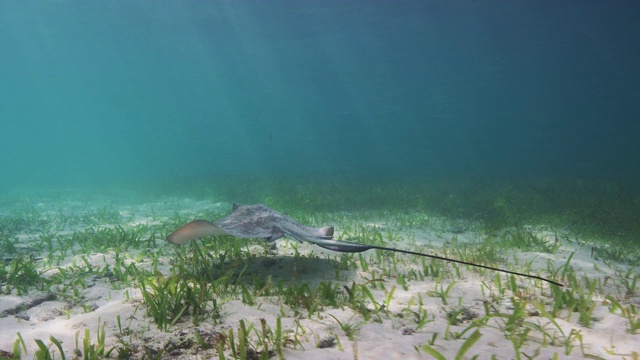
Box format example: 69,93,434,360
167,203,562,287
215,204,334,242
168,204,339,249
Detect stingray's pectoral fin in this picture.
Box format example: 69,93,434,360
167,220,228,245
267,228,286,242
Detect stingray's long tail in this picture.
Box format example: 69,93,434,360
306,237,563,287
370,245,564,287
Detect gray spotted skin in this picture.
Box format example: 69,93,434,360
214,204,332,242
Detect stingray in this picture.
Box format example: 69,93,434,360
167,203,562,287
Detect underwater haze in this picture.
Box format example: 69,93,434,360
3,3,640,358
1,1,639,191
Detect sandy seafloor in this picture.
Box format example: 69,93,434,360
0,192,639,359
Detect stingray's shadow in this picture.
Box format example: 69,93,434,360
193,254,352,285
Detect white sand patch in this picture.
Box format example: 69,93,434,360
0,194,638,359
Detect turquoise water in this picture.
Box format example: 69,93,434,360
1,1,639,191
1,3,640,357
